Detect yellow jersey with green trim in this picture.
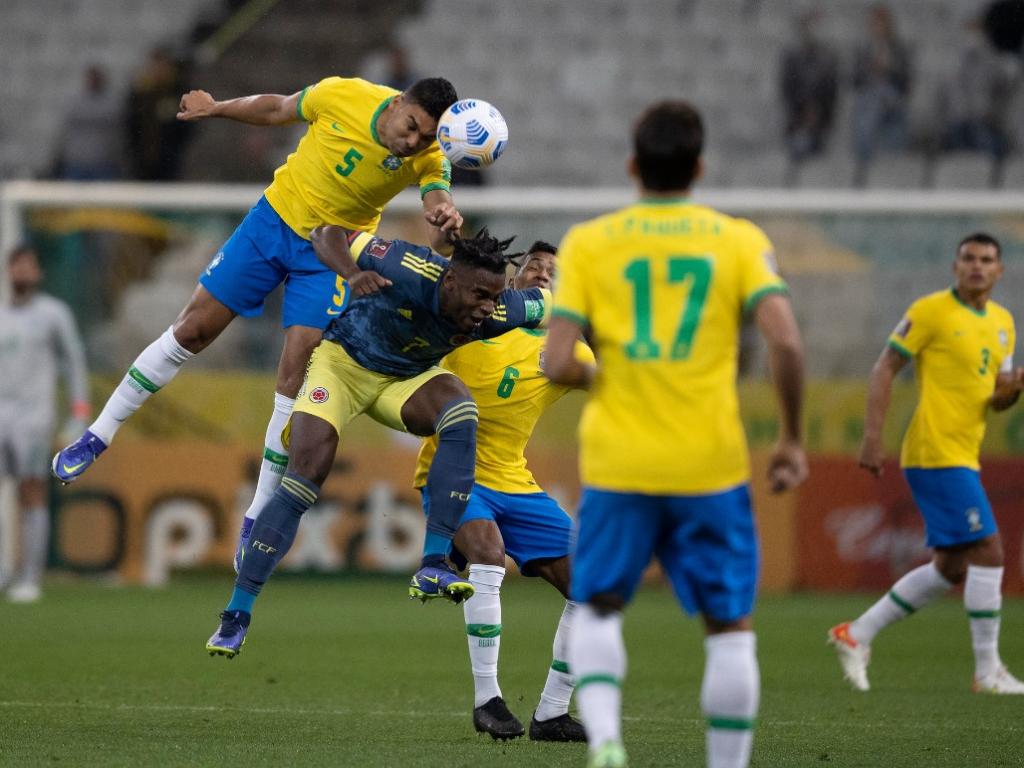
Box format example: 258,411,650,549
887,288,1015,470
413,329,595,493
263,77,452,239
552,199,786,494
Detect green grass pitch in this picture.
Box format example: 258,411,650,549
1,575,1022,766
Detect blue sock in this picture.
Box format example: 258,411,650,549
422,397,477,566
226,587,256,614
231,471,320,613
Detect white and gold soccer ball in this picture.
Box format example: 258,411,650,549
436,99,509,169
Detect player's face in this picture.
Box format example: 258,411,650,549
381,98,438,157
442,266,507,332
8,251,42,296
513,251,556,290
953,242,1002,294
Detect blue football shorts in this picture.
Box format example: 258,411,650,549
904,467,997,548
571,484,758,623
421,483,573,573
199,196,348,329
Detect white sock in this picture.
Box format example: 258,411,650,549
702,631,759,768
535,600,577,722
89,327,193,445
965,565,1003,679
570,603,625,750
850,562,952,645
465,564,505,707
18,506,49,587
243,393,295,522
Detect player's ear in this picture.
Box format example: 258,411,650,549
692,155,704,183
627,154,638,182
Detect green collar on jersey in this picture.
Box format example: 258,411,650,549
951,287,987,317
370,96,394,147
638,196,691,205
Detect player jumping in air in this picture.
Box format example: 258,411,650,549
544,101,807,768
0,245,90,602
51,76,463,564
830,232,1024,695
205,227,550,658
413,241,592,741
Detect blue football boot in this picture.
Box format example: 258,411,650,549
233,518,254,574
206,610,251,659
409,563,475,604
51,429,107,484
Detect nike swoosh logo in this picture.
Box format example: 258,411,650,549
332,122,344,132
480,339,499,345
62,461,86,473
327,309,342,316
423,575,439,584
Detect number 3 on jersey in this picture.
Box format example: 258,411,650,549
624,256,711,360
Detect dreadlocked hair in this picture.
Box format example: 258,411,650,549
451,227,524,274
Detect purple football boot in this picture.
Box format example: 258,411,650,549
51,430,107,484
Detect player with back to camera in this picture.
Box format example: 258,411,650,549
544,101,808,768
829,232,1024,695
205,227,552,658
51,75,463,576
0,244,90,603
413,241,592,742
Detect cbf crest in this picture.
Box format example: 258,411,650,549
381,154,404,171
998,329,1009,349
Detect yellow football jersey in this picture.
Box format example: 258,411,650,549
888,289,1015,470
264,77,452,239
413,329,595,493
552,199,786,495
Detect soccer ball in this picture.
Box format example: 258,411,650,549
436,99,508,169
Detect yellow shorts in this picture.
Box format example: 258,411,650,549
292,340,450,436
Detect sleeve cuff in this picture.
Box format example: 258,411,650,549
743,283,788,315
887,339,912,359
420,182,451,198
551,307,587,326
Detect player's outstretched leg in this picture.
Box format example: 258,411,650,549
410,395,478,604
206,471,319,658
531,600,586,742
966,564,1024,694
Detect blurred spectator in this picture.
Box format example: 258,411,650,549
936,19,1019,169
125,47,194,180
382,44,417,92
983,0,1024,55
850,4,912,186
778,10,839,181
55,65,122,180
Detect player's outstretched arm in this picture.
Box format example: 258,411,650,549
753,293,808,493
310,226,392,297
991,368,1024,412
177,89,302,126
422,189,463,256
543,316,595,390
859,346,907,476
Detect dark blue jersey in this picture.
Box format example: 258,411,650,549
323,233,549,377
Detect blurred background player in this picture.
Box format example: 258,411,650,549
206,227,551,658
0,245,90,602
413,241,592,742
831,232,1024,695
544,101,807,768
51,76,463,564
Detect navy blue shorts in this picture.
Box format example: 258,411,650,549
904,467,997,548
421,484,573,573
199,196,348,329
571,485,758,623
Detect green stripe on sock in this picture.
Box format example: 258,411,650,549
466,623,502,638
707,716,756,731
576,673,620,690
888,590,915,614
263,447,289,467
128,366,160,393
551,659,570,674
968,609,1001,619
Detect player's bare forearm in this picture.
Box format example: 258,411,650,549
423,190,462,256
991,369,1024,412
864,347,905,440
310,226,392,297
543,316,595,389
754,294,805,442
177,90,300,126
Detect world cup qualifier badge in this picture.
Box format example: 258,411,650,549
309,386,330,404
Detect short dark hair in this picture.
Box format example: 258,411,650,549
526,240,557,256
7,243,36,263
451,227,522,274
958,232,1002,259
633,100,704,192
406,77,458,121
